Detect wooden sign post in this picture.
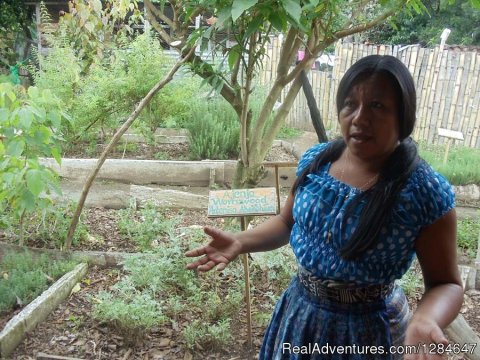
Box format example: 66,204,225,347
207,187,277,351
437,128,464,164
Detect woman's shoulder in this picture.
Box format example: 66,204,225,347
296,142,331,176
402,160,455,226
408,160,453,193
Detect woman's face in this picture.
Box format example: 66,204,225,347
338,73,401,162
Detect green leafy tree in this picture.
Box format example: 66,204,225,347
145,0,424,188
40,0,143,72
0,83,69,245
363,0,480,46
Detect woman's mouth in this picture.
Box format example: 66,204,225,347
350,133,372,143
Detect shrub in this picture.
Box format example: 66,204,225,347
116,202,180,251
183,319,232,351
0,201,90,249
93,284,166,345
0,83,68,244
186,97,240,160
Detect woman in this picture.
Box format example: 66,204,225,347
185,55,463,359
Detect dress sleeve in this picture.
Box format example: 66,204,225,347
411,162,456,227
296,142,330,177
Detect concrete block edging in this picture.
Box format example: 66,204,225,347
0,263,89,359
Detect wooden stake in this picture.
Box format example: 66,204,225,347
274,165,280,214
443,138,451,165
240,217,253,353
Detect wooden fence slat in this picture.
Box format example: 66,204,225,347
456,53,472,146
434,50,449,144
466,54,480,147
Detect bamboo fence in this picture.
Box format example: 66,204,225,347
260,40,480,148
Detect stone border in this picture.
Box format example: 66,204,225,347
0,263,88,358
0,241,138,268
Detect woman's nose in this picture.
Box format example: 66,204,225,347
351,104,370,126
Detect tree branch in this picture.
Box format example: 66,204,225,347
188,53,242,116
329,5,403,42
260,76,304,159
144,0,175,29
144,1,172,44
276,28,301,78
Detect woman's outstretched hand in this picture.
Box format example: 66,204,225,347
185,226,243,272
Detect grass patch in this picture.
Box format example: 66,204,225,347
457,216,480,259
0,252,77,314
419,142,480,185
276,126,303,140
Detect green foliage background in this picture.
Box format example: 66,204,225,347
364,0,480,46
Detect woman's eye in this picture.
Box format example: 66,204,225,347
371,101,383,109
343,100,354,108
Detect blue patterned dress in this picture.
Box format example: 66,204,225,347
259,142,455,360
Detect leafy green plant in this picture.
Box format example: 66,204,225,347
92,228,245,351
69,32,175,142
182,319,233,351
116,202,180,251
398,262,423,297
457,216,480,259
139,76,203,133
186,97,240,160
250,246,297,291
0,83,69,245
0,251,77,313
0,200,89,250
93,283,166,345
36,202,90,248
46,0,142,72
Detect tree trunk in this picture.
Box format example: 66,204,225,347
300,70,328,143
64,48,194,250
233,160,265,189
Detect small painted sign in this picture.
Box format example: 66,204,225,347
208,188,277,218
437,128,464,140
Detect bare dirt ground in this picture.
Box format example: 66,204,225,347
2,140,480,359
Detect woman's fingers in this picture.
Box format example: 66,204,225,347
216,262,228,271
185,226,236,272
185,246,206,258
198,260,217,272
204,226,229,240
185,255,210,269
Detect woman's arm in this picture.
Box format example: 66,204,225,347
185,191,295,272
405,209,464,359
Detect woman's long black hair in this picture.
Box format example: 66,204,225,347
292,55,420,261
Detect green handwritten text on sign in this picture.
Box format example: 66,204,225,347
208,188,277,218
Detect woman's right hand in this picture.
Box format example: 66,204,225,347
185,226,243,272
